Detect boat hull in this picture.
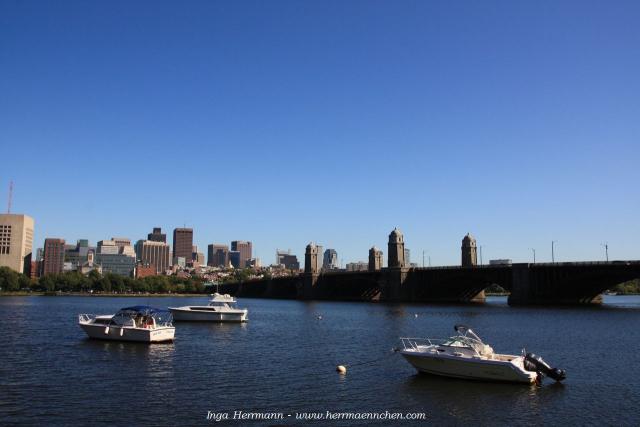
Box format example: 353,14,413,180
79,322,175,343
400,351,536,384
169,308,248,322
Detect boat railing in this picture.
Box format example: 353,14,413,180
78,314,95,323
400,337,447,350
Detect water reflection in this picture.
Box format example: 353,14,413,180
401,373,554,423
79,338,176,359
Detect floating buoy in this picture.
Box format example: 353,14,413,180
317,315,322,320
336,365,347,374
414,314,418,318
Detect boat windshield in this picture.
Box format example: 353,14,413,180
442,325,486,354
208,293,235,306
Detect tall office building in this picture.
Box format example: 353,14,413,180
404,248,411,266
173,228,193,262
228,251,241,269
43,238,65,275
64,239,92,271
276,249,291,266
280,254,299,270
112,238,132,248
208,244,229,267
96,239,136,276
231,241,252,268
315,245,323,273
135,240,170,274
346,261,368,272
148,227,167,243
0,214,34,274
322,249,338,271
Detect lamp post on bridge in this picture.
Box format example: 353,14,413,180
601,243,609,262
552,241,557,263
530,248,536,264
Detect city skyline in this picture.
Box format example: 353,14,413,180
1,1,639,265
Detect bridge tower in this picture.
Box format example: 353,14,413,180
388,228,406,268
368,246,383,271
461,233,477,267
304,243,319,274
302,243,320,299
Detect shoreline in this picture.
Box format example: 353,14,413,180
0,292,210,297
1,292,639,298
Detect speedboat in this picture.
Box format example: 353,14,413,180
78,305,175,343
399,325,565,384
168,293,248,322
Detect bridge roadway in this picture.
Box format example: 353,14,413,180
219,261,640,305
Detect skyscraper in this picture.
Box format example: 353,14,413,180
96,239,136,277
0,213,34,274
148,227,167,243
322,249,338,271
43,238,65,275
315,245,323,273
173,228,193,262
65,239,92,271
280,254,299,270
231,241,252,268
228,251,241,269
208,244,229,267
135,240,170,274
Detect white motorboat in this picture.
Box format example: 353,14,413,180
78,305,175,343
168,293,248,322
399,325,565,384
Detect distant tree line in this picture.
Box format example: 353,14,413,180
0,267,209,294
613,279,640,295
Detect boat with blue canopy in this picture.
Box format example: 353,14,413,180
78,305,175,343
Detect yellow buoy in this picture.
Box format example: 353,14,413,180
336,365,347,374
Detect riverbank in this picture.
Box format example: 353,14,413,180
0,292,209,297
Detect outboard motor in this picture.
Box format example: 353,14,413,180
524,353,566,382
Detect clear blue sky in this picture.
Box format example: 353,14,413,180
1,0,639,266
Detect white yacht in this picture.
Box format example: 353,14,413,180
78,306,175,343
399,325,565,384
168,293,248,322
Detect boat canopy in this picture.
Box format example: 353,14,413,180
118,305,168,315
114,306,173,326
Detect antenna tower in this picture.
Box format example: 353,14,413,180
7,181,13,213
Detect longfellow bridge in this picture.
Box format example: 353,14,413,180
221,261,640,305
220,230,640,305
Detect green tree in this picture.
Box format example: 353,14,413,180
38,274,56,292
0,267,20,291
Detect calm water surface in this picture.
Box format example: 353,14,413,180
1,295,640,426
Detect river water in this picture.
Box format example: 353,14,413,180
1,295,639,426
